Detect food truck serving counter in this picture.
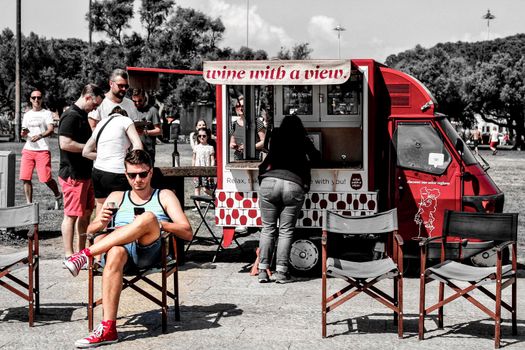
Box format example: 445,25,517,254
202,59,503,273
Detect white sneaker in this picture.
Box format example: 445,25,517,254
54,194,63,210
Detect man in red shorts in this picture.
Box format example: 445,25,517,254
20,89,62,208
58,84,104,261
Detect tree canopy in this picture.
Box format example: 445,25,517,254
386,34,525,148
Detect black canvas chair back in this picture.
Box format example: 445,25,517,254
0,203,40,326
419,210,519,348
87,229,180,333
321,208,404,338
443,210,517,242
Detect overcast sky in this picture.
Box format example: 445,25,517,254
1,0,525,62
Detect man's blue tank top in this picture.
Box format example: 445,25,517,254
114,189,171,227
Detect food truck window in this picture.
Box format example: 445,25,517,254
283,86,313,115
394,123,451,175
438,118,477,165
228,85,273,164
326,80,360,115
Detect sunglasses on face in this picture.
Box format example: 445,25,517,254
198,135,207,139
126,169,150,179
112,81,129,89
31,96,42,100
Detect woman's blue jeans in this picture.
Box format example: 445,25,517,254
258,177,305,273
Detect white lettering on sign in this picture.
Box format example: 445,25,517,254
406,180,450,186
203,60,351,85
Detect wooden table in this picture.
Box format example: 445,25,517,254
152,166,217,264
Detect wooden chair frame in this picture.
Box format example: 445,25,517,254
321,209,404,338
87,230,180,333
418,210,518,348
0,203,40,326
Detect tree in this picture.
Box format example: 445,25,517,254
0,28,16,113
139,0,175,43
88,0,134,45
276,43,312,60
464,54,525,149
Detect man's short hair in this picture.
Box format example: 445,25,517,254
125,149,153,169
110,68,128,81
81,83,104,98
28,88,43,101
132,88,146,97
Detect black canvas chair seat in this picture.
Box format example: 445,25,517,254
327,257,398,280
87,230,180,334
0,203,40,326
0,251,29,270
427,260,513,283
419,210,519,349
321,209,404,338
92,257,177,277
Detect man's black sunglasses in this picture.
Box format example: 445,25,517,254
126,170,151,179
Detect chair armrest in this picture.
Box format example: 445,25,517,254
495,240,515,252
86,231,107,244
393,233,404,246
160,230,178,260
418,235,443,247
161,230,172,239
27,225,36,239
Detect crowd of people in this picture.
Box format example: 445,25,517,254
17,69,322,347
19,69,193,347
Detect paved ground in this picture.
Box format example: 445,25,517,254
2,140,525,349
2,256,525,350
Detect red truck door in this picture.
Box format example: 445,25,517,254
392,120,461,242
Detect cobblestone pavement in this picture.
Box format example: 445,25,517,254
1,256,525,350
2,141,525,349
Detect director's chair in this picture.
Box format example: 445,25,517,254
321,208,404,338
418,210,518,348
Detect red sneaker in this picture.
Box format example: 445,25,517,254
75,321,118,348
64,248,90,277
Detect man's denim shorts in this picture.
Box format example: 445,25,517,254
100,238,162,270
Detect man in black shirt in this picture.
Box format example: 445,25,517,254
131,89,162,164
58,84,104,261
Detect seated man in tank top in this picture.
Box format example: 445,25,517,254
63,149,192,348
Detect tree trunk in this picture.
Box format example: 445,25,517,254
511,113,525,150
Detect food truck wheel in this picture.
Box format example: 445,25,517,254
289,238,321,276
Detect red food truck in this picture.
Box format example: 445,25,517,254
201,59,503,273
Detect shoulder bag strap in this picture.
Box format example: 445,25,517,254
95,115,116,148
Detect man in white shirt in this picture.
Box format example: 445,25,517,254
19,89,62,208
88,69,139,129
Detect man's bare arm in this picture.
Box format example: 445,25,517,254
159,189,193,241
87,192,124,233
59,135,85,153
82,137,97,160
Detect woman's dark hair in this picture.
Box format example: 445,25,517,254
110,106,128,117
279,114,307,145
195,119,207,127
125,149,153,168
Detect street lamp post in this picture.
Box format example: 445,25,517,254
333,25,346,59
482,9,495,41
246,0,249,49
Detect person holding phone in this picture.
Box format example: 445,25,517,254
64,149,192,348
19,88,63,208
131,88,162,164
